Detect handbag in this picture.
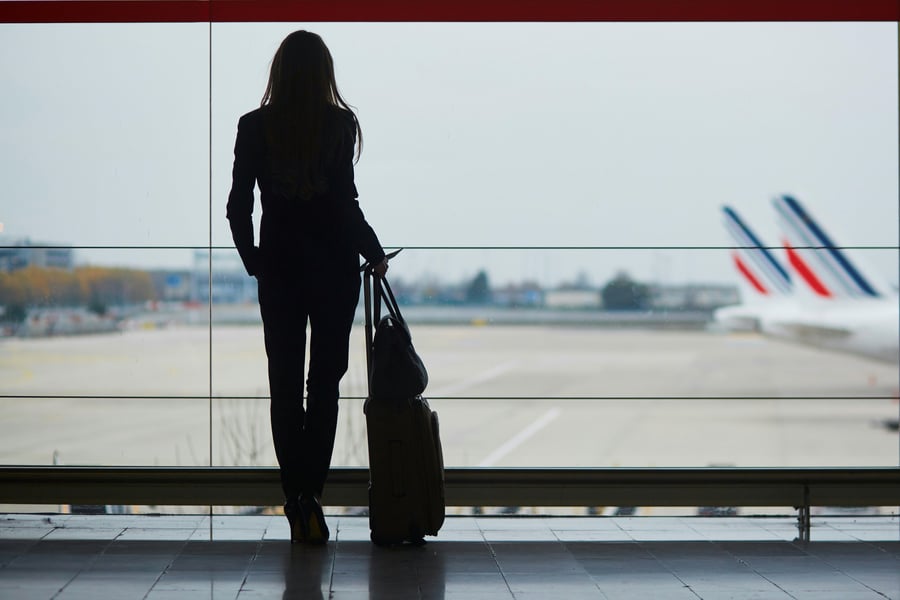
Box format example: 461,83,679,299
363,261,428,400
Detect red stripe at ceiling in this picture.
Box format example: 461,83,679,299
1,0,898,24
211,0,900,22
0,1,209,23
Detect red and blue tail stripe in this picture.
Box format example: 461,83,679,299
723,206,792,296
773,195,881,298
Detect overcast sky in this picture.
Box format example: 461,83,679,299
1,22,897,288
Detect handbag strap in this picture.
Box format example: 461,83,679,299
376,276,405,325
362,248,403,385
363,266,374,384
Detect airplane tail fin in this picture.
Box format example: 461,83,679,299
773,195,886,299
722,205,792,296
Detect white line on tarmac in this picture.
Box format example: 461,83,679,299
477,407,562,467
428,360,519,398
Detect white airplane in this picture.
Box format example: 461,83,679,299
715,196,899,364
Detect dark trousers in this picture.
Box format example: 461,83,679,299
258,269,360,502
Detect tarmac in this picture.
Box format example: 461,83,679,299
1,324,896,474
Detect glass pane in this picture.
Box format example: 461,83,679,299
207,247,897,470
0,397,209,468
211,22,898,251
0,248,210,467
426,397,899,468
0,23,210,253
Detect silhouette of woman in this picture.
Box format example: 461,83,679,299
227,30,388,544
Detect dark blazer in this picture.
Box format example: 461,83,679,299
226,105,385,280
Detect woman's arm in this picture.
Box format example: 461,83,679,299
226,113,262,277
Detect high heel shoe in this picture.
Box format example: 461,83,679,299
284,499,308,544
301,494,329,544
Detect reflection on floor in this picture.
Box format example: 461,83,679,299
0,514,898,599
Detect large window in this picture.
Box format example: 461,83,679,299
1,14,897,513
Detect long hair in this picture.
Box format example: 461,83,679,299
261,30,362,200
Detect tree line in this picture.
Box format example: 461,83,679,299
0,264,657,323
0,266,155,320
463,269,651,310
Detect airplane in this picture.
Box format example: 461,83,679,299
714,196,899,365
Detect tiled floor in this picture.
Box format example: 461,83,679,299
0,514,898,599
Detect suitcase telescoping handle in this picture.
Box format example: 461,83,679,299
361,249,403,386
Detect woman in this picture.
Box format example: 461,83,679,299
226,30,388,544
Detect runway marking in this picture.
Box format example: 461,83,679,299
478,407,562,467
428,360,519,398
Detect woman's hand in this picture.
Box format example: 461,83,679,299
373,257,389,278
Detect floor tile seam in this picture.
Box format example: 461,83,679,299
482,534,518,598
791,545,899,599
607,517,637,538
140,531,196,600
46,525,128,600
329,527,341,595
233,528,270,599
864,538,900,561
713,540,814,600
682,516,723,543
0,516,59,545
815,521,867,544
0,535,42,572
545,526,613,591
38,517,71,544
634,540,715,600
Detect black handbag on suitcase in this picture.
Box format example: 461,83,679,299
362,257,445,546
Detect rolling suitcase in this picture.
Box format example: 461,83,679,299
362,258,445,546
